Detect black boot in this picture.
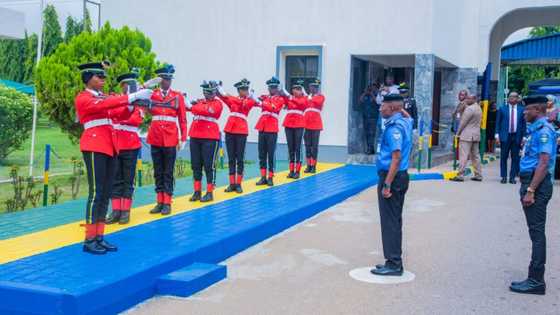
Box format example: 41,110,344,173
83,238,107,255
256,176,267,185
224,184,236,192
96,236,118,252
189,191,201,202
235,184,243,194
509,278,545,295
310,165,317,174
106,211,121,224
370,264,403,276
304,165,312,173
119,211,130,224
149,203,163,214
287,171,295,179
201,192,214,203
267,177,274,186
161,204,171,215
293,171,300,179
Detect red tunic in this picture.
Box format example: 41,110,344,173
188,98,223,140
113,107,144,151
304,94,325,130
283,95,307,128
75,90,129,156
219,95,256,135
147,88,187,147
254,95,287,133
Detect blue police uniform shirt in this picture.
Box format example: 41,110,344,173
376,112,413,171
520,116,557,174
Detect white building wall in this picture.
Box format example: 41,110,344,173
0,7,25,39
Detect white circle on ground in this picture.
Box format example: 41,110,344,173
349,267,415,284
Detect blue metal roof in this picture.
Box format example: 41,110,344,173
0,79,34,95
501,33,560,63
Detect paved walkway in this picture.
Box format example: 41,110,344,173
127,161,560,315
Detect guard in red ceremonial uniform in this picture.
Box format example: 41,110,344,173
255,77,287,186
188,81,223,203
304,78,325,174
282,79,308,179
75,61,152,254
148,65,187,216
217,78,256,193
106,71,145,225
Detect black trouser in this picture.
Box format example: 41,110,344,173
519,172,553,281
83,151,117,224
377,170,409,268
151,146,177,195
258,132,277,173
112,149,139,199
304,129,320,162
500,134,520,179
285,127,304,164
363,114,378,154
190,138,219,185
225,133,247,176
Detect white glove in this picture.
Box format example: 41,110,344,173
178,141,186,151
128,89,153,103
301,86,308,96
217,85,226,96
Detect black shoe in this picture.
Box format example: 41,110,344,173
96,236,117,252
509,178,517,184
119,211,130,224
161,204,171,215
256,177,267,186
370,265,403,276
83,238,107,255
471,176,483,182
201,192,214,203
304,165,312,173
449,176,464,182
224,184,236,193
235,184,243,194
310,165,317,174
189,191,201,202
267,177,274,186
149,203,163,214
501,177,507,184
509,278,545,295
106,211,121,224
287,171,295,179
293,172,300,179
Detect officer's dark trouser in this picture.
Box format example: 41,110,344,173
112,149,139,199
190,138,219,185
363,114,378,154
377,170,410,268
83,151,116,224
304,129,320,161
500,134,520,179
225,132,247,176
151,146,176,195
258,132,277,173
519,172,553,281
285,127,304,163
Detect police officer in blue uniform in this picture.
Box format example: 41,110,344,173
510,95,557,295
371,94,413,276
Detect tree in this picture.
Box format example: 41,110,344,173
35,23,161,141
529,26,560,38
64,16,81,43
0,86,34,161
42,4,63,57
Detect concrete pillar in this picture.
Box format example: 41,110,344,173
413,54,435,168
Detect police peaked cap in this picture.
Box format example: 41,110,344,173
309,78,321,86
523,95,548,105
116,72,139,83
155,64,175,79
383,94,404,102
266,77,281,86
234,78,250,89
78,60,110,75
292,79,305,88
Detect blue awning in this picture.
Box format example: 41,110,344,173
501,33,560,64
0,79,35,95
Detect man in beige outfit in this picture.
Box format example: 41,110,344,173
451,94,483,181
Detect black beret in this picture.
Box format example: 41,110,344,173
523,95,548,105
383,94,404,102
116,72,139,83
266,77,280,86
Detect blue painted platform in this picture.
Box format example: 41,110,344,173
0,164,379,315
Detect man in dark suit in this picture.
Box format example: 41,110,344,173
495,91,526,184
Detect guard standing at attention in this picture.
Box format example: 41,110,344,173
510,95,557,295
371,94,413,276
148,65,187,216
303,78,325,174
75,61,152,254
282,79,308,179
106,71,145,225
255,77,287,186
189,81,223,203
217,79,256,193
